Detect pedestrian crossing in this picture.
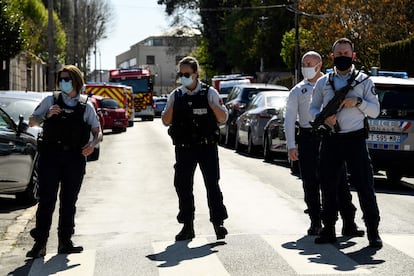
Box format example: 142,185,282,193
25,233,414,276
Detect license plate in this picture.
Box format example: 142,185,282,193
114,121,124,126
367,134,401,143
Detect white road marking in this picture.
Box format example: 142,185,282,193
382,234,414,258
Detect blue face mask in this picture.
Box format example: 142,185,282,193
180,76,194,87
60,80,73,94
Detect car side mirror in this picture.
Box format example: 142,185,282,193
17,115,28,136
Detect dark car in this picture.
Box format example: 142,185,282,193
153,96,167,116
235,91,289,155
221,83,289,147
90,95,128,133
0,107,39,203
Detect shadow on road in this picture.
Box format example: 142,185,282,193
0,196,35,214
282,236,384,272
8,254,79,276
146,240,226,267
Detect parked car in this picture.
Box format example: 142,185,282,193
221,83,289,147
153,96,167,116
218,78,251,103
235,91,290,155
0,107,39,203
0,91,51,138
262,111,300,174
366,71,414,184
89,95,128,133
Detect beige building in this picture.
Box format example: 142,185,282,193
116,26,200,95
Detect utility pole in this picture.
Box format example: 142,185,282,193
74,0,78,67
47,0,55,91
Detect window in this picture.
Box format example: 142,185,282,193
146,55,155,65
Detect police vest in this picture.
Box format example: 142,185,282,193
169,83,219,146
41,92,91,152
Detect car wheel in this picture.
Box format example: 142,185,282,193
128,120,134,127
263,134,273,162
386,169,403,185
16,158,39,205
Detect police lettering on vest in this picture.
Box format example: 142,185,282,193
168,83,219,146
40,92,91,152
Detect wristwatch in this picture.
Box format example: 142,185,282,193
355,97,363,107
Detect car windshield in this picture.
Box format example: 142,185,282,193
377,86,414,119
0,98,38,124
267,95,287,109
101,98,120,109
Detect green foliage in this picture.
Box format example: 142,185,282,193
21,0,66,62
380,37,414,76
0,0,25,59
280,27,313,71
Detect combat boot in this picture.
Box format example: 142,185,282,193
26,242,46,258
314,226,337,244
175,222,195,241
342,221,365,237
213,223,228,240
58,239,84,254
367,228,383,249
307,220,322,236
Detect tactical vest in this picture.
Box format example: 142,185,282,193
168,83,219,146
40,92,91,152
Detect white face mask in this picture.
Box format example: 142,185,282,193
301,64,319,80
180,76,194,87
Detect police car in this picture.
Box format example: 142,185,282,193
367,69,414,184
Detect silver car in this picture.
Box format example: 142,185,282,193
235,91,289,155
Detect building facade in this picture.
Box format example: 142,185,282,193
115,26,200,95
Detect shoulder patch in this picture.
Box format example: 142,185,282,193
371,86,377,95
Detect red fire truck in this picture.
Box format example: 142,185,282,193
109,68,155,121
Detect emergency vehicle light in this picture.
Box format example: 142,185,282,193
371,67,408,78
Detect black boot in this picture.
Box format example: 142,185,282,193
342,222,365,237
314,226,337,244
213,223,228,240
307,220,322,236
26,242,46,258
367,228,383,249
175,222,195,241
58,239,84,254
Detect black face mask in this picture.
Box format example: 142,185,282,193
334,56,353,71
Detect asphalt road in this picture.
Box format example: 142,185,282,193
1,118,414,276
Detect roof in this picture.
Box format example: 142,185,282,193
371,76,414,86
0,91,52,101
154,26,201,38
233,83,289,91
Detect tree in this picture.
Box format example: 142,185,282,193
0,0,25,61
297,0,414,69
158,0,294,75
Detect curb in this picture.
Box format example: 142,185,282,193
0,205,37,257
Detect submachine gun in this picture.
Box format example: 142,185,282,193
310,70,369,136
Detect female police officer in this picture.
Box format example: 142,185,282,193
26,65,102,258
161,56,228,241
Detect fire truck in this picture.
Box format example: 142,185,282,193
84,82,134,127
109,68,155,121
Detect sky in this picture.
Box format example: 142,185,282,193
97,1,170,70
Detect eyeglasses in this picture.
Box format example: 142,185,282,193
58,77,71,82
177,72,192,78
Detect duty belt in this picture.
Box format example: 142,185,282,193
176,138,217,148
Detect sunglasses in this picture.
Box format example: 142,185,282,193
58,77,71,82
177,72,192,78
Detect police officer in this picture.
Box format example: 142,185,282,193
27,65,102,258
285,51,363,237
309,38,382,248
161,56,228,241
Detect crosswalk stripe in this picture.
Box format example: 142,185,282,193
151,238,230,276
262,235,371,274
28,250,95,276
382,234,414,258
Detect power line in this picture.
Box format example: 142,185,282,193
199,4,287,12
